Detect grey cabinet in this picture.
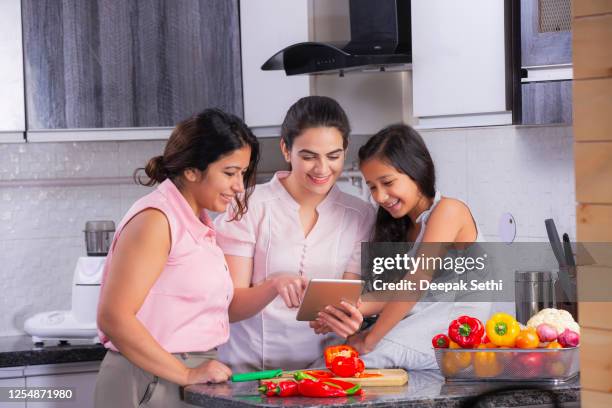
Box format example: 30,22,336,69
22,0,242,130
519,0,572,125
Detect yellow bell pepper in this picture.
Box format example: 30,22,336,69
473,343,502,378
485,313,520,347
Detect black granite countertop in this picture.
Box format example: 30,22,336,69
0,336,106,368
184,370,580,408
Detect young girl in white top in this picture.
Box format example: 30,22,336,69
214,96,375,371
349,124,490,369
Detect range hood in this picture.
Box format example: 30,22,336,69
262,0,411,76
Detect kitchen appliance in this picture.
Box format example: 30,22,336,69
514,270,555,325
262,0,412,75
24,221,115,345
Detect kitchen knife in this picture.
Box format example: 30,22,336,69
231,369,283,382
562,233,576,268
544,219,566,268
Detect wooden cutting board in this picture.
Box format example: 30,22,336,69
261,369,408,387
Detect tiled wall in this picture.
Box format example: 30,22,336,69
419,124,575,243
0,124,574,336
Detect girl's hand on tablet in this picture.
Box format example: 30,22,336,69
316,300,364,339
270,273,308,308
309,319,331,335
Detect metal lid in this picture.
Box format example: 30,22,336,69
515,270,552,282
84,220,116,232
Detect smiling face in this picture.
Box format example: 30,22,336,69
281,127,346,197
182,145,252,214
360,157,423,219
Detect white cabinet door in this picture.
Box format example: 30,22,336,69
0,376,26,408
411,0,511,128
0,0,26,141
240,0,311,130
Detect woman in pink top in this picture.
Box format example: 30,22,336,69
214,96,376,371
94,109,260,408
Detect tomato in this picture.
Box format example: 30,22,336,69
511,352,544,378
515,329,540,349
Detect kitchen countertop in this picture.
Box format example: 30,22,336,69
184,370,580,407
0,335,106,368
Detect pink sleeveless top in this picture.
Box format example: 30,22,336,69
99,179,233,353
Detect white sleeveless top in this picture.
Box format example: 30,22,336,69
381,191,491,356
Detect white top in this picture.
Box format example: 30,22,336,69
379,191,490,357
214,171,376,371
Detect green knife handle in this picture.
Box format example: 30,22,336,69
231,369,283,382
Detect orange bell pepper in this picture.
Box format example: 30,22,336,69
440,341,472,376
473,343,502,378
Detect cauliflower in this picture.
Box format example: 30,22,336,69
526,308,580,334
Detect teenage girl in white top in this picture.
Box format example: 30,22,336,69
346,124,490,369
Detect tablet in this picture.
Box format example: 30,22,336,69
296,278,364,321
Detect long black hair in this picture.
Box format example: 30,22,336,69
358,124,436,242
134,108,260,220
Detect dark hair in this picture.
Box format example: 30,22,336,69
358,124,436,242
281,96,350,150
134,108,260,220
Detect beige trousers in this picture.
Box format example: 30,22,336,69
94,349,217,408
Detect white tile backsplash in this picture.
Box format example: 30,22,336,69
0,124,575,336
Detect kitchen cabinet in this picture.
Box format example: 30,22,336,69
0,0,26,143
411,0,513,128
0,368,26,408
23,362,99,408
240,0,310,135
21,0,242,137
520,0,573,125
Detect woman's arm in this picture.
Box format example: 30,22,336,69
227,255,308,322
97,210,230,386
351,199,472,353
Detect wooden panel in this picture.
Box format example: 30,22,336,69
577,266,612,303
582,390,612,408
573,14,612,80
573,0,612,18
521,80,572,124
574,78,612,141
22,0,243,129
580,327,612,393
579,302,612,330
575,142,612,203
577,204,612,242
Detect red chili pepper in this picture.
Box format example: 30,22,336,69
432,333,450,348
257,380,299,397
324,345,359,369
323,378,365,396
258,381,278,397
448,315,484,348
297,378,361,397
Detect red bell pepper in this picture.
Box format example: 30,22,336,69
324,345,359,368
297,378,362,397
448,315,484,348
304,370,334,379
432,333,450,348
330,356,365,377
257,380,299,397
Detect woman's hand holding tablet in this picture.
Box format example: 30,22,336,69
297,279,364,338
